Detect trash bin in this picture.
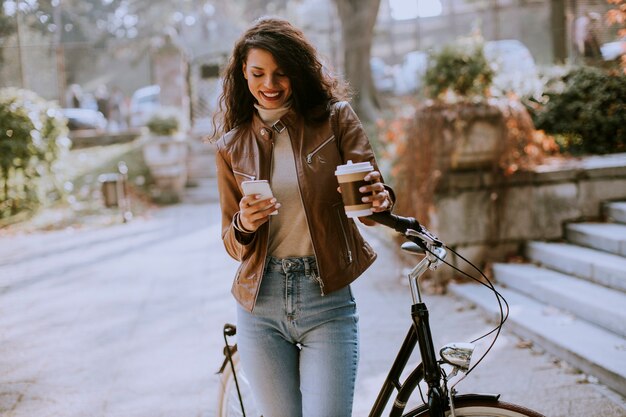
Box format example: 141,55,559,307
99,173,124,208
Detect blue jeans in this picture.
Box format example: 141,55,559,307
236,256,359,417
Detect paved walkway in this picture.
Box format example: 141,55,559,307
0,201,624,416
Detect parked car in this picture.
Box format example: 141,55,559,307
129,85,160,127
370,57,396,93
601,37,626,61
483,39,542,98
393,50,428,96
61,108,107,131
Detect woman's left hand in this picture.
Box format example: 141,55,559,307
361,170,392,213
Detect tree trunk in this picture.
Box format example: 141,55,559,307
550,0,567,63
1,166,7,213
332,0,382,123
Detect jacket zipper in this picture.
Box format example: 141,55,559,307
290,132,325,295
336,210,353,264
233,169,256,180
248,136,274,312
262,139,274,272
306,135,335,164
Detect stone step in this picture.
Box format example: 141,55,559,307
606,201,626,225
448,283,626,397
493,263,626,336
565,223,626,256
187,138,216,154
526,241,626,293
187,157,216,180
183,178,219,205
185,141,216,181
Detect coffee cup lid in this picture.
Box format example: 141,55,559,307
335,160,374,175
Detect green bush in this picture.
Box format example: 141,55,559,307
533,67,626,154
146,109,180,136
423,37,494,101
0,88,70,219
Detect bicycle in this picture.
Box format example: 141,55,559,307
216,211,545,417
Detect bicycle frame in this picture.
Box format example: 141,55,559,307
368,315,424,417
369,245,447,417
221,324,248,417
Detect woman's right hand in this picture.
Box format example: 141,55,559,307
239,194,281,232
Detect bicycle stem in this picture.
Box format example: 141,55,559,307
408,246,446,304
406,246,448,416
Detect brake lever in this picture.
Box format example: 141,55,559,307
406,226,443,247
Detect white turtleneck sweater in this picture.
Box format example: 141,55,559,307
254,104,314,258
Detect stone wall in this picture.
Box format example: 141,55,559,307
151,37,191,131
430,153,626,279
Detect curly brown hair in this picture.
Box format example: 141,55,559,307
211,17,349,139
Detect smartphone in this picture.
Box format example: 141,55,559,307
241,180,277,215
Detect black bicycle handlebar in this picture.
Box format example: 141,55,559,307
369,211,420,234
369,211,442,248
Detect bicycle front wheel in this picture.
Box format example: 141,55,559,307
404,395,545,417
217,349,262,417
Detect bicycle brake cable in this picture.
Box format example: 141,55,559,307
373,213,510,377
418,244,510,378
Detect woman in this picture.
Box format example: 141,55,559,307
213,17,394,417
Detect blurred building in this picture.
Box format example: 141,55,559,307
0,0,620,111
0,24,59,100
373,0,616,66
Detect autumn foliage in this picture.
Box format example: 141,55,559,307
606,0,626,74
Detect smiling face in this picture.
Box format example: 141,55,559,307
243,48,292,109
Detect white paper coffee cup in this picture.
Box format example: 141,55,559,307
335,160,374,218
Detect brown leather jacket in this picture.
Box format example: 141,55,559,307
215,101,390,312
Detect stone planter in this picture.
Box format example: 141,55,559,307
450,118,502,169
395,101,507,225
142,134,188,202
426,101,506,171
393,98,547,285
